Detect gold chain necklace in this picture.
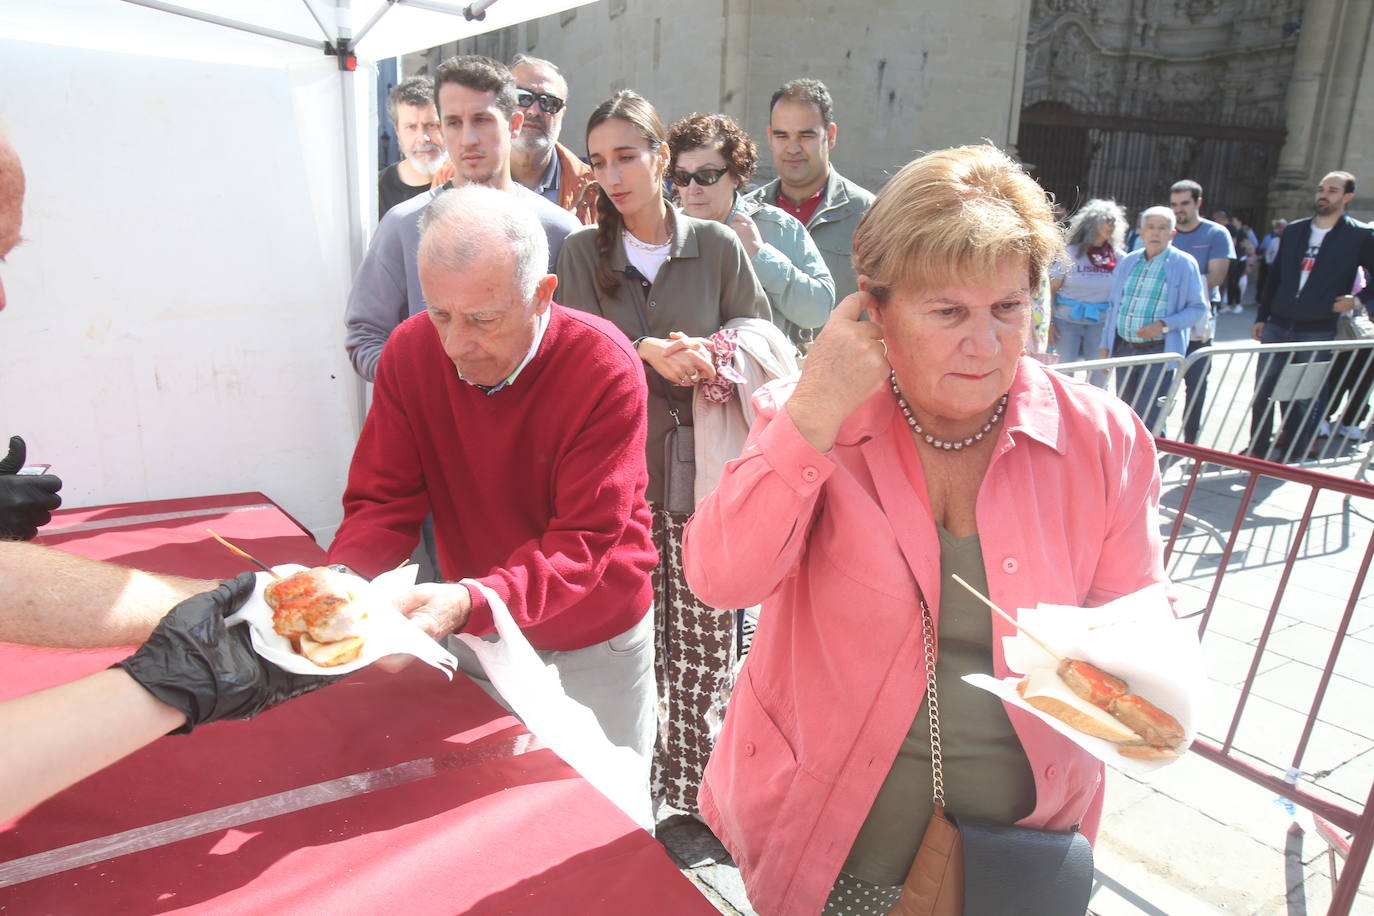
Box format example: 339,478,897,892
622,229,670,251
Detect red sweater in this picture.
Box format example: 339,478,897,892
328,305,656,651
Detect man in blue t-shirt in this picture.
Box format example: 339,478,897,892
1168,179,1236,443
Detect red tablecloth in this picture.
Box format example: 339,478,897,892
34,490,327,579
3,492,330,697
1,495,711,914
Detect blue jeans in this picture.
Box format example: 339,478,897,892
1112,337,1173,432
1052,319,1108,387
1250,320,1337,458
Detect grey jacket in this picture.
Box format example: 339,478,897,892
745,168,875,301
730,194,834,346
344,183,580,381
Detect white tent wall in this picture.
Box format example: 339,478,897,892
0,36,372,544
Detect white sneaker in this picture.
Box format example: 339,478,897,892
1319,420,1333,438
1339,424,1365,439
1231,305,1244,313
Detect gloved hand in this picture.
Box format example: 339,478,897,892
114,572,340,735
0,436,63,540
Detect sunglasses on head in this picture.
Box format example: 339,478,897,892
671,167,730,188
515,89,565,115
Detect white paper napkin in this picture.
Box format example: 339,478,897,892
965,583,1206,775
225,563,457,678
456,579,653,831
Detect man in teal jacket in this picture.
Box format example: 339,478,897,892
746,78,874,302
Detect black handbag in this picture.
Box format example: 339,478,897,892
890,595,1094,916
957,815,1093,915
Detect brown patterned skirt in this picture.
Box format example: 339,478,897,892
649,504,738,814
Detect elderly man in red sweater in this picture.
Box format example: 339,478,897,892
328,185,658,766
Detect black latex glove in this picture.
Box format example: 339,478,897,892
0,436,63,541
114,572,340,735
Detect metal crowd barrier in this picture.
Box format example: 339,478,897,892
1055,339,1374,482
1155,439,1374,913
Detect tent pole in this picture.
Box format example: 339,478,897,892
353,1,399,45
338,0,366,272
119,0,325,50
338,0,372,436
299,0,334,40
397,0,501,19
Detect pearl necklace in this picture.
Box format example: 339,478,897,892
622,229,670,251
890,371,1007,451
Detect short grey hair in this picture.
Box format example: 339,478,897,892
510,54,563,79
418,185,547,301
509,54,568,98
387,75,435,127
1065,198,1126,254
1139,205,1176,232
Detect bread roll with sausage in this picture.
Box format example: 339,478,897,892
1017,668,1141,743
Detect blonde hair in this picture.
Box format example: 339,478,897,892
852,145,1061,301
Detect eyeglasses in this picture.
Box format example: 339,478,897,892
515,89,565,115
671,167,730,188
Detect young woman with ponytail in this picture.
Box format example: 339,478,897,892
555,90,769,816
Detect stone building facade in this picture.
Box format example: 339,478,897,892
1019,0,1301,227
416,0,1035,194
1020,0,1374,226
405,0,1374,224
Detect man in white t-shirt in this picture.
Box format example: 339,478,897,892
1251,171,1374,458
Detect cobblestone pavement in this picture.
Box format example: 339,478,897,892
660,309,1374,914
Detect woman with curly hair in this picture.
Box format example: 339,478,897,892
555,90,769,815
667,112,834,349
1050,198,1127,385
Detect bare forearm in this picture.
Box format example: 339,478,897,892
1206,258,1229,290
0,669,184,821
0,542,216,647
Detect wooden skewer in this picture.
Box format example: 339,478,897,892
207,529,282,580
949,573,1062,662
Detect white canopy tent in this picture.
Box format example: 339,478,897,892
0,0,593,544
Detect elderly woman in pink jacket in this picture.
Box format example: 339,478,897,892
682,145,1167,915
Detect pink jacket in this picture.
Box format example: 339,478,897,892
682,357,1166,915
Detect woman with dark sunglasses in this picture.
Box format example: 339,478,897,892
555,90,770,818
667,113,834,350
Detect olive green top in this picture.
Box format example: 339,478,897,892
841,526,1037,886
554,207,770,505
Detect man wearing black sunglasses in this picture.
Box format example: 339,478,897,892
345,55,580,384
510,55,595,225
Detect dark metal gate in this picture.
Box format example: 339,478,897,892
1017,100,1286,229
1018,0,1302,230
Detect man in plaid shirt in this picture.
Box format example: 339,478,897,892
1099,206,1208,431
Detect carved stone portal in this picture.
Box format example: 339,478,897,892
1019,0,1302,226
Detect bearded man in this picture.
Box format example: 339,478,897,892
507,54,595,224
378,76,448,219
